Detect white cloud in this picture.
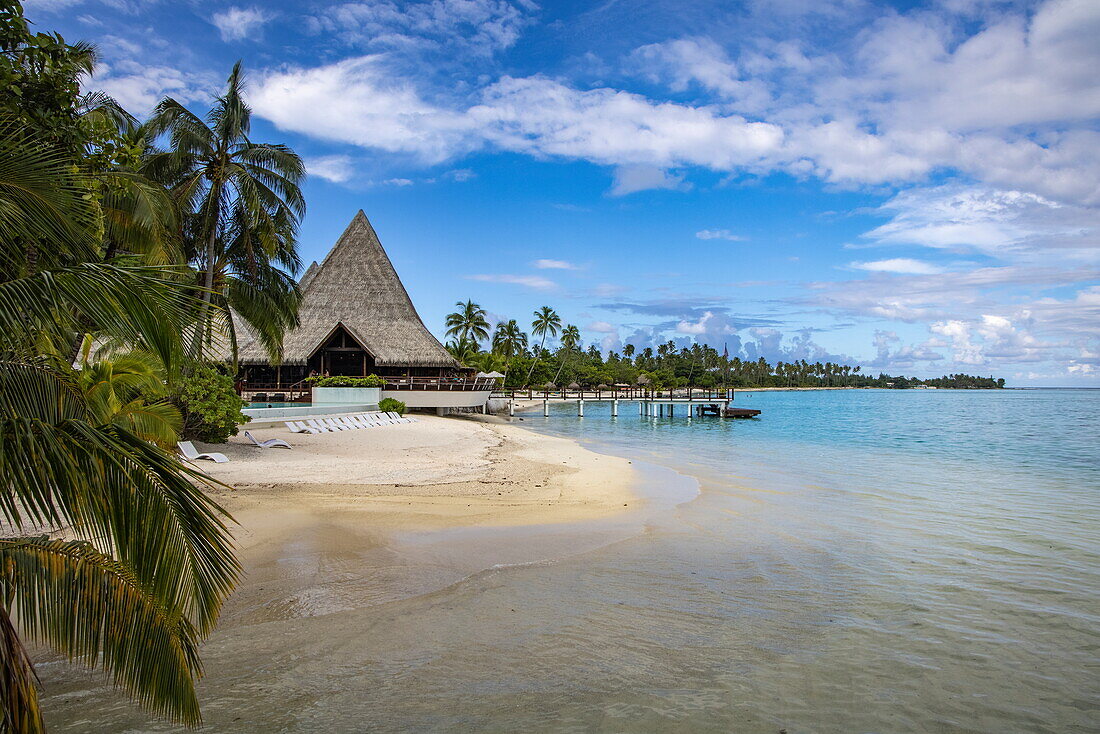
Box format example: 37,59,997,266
445,168,476,182
383,178,415,186
250,56,477,164
610,166,688,196
465,273,556,290
533,259,579,270
861,184,1098,257
627,37,771,113
850,258,944,275
305,155,355,184
696,229,745,241
587,321,617,333
90,62,213,117
306,0,536,58
212,6,273,42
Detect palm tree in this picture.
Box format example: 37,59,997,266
523,306,561,386
491,320,527,384
444,336,479,365
553,324,580,385
444,300,490,347
1,114,238,729
145,61,306,359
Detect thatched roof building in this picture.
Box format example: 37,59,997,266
238,211,458,378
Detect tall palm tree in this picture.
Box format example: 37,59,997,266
491,320,527,384
524,306,561,386
145,61,306,359
444,300,490,347
552,324,580,384
1,115,238,730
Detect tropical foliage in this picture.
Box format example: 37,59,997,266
0,4,305,728
144,61,306,362
306,374,385,388
378,397,406,415
171,362,248,443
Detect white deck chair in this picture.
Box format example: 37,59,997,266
244,430,292,449
306,419,332,433
367,413,393,426
348,415,375,428
336,413,363,431
178,441,229,463
322,418,350,431
286,421,321,434
386,411,412,423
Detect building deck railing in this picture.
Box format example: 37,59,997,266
241,375,497,400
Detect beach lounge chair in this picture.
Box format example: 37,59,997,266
386,411,412,423
322,418,350,431
348,415,375,428
285,421,322,434
305,419,332,433
334,416,360,430
178,441,229,463
367,413,392,426
244,430,292,449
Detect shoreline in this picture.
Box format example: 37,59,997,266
188,414,693,624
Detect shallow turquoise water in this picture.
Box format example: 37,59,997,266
486,388,1100,732
42,389,1100,732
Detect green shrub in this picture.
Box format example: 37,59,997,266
172,363,248,443
307,374,385,388
378,397,406,415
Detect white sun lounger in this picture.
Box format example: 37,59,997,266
178,441,229,463
367,413,393,426
385,411,412,423
306,419,333,433
244,430,292,449
286,421,322,434
323,418,352,431
348,415,376,428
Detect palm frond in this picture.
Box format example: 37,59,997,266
0,537,203,726
0,264,204,372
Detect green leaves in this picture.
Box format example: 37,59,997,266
0,264,205,374
0,537,206,729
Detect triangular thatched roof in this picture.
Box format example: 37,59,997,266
238,211,458,368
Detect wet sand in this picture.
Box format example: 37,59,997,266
38,413,654,730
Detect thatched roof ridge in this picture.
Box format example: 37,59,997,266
238,210,458,368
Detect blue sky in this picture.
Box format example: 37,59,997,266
27,0,1100,384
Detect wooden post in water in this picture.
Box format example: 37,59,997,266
543,399,549,417
611,399,618,417
577,398,584,417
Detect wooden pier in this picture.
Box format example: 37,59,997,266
504,396,760,419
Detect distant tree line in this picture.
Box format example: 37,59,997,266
444,302,1006,390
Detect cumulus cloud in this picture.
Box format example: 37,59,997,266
465,273,556,290
305,155,355,184
211,6,272,41
90,62,214,116
250,56,477,164
586,321,617,333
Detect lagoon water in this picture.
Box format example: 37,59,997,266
46,389,1099,732
351,389,1099,733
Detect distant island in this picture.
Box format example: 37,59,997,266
440,306,1005,390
